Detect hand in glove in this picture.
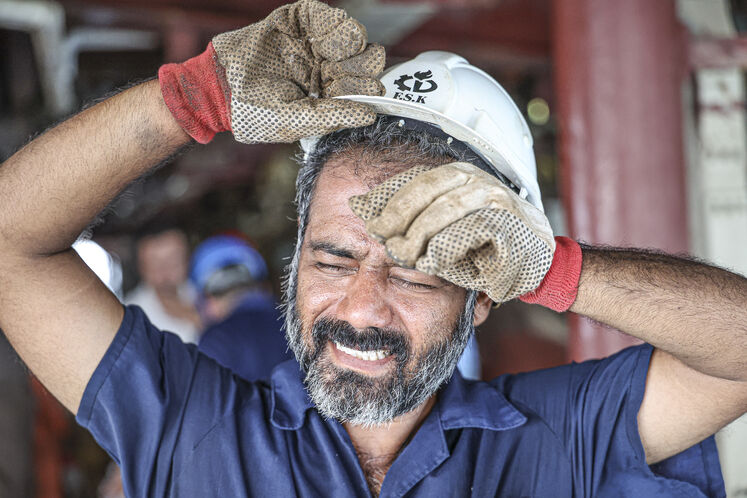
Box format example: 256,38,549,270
158,0,385,144
349,162,583,311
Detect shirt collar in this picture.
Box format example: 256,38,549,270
436,369,527,431
270,360,314,430
269,361,526,432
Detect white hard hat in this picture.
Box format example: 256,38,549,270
338,51,542,211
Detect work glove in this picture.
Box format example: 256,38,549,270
349,162,583,311
158,0,385,144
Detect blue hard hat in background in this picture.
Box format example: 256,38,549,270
190,235,269,295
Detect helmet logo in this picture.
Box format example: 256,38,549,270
393,70,438,93
391,69,439,104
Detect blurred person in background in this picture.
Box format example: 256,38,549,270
124,225,201,343
192,234,295,381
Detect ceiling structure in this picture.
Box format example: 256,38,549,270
59,0,551,65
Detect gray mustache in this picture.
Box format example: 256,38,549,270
312,318,410,363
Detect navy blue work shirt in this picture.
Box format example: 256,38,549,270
76,306,725,497
198,293,295,382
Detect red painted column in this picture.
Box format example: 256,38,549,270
552,0,689,361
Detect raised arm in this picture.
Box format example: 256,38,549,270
570,247,747,463
350,162,747,465
0,81,190,412
0,0,385,414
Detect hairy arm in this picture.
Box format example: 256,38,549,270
0,80,191,413
570,247,747,463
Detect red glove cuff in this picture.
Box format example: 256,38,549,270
158,43,231,144
519,236,583,312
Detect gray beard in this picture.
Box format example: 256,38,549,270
281,249,476,426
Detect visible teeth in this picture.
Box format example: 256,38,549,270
334,341,390,361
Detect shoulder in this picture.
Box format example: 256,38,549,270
491,344,653,399
487,344,654,433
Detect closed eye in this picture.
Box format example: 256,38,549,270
392,277,435,291
314,262,352,273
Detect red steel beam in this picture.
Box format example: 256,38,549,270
552,0,690,361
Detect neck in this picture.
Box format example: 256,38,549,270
154,284,180,298
344,395,436,495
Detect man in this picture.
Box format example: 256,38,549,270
191,234,295,381
125,225,202,343
0,1,744,496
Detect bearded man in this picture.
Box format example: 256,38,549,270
0,1,744,497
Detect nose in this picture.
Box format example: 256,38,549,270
336,268,393,331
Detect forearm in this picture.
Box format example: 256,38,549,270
570,246,747,382
0,79,190,257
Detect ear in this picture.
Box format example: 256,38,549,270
473,292,493,327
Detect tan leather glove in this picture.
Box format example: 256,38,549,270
348,163,556,303
159,0,385,144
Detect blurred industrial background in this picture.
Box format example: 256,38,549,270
0,0,745,496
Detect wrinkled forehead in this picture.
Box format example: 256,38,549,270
301,161,405,261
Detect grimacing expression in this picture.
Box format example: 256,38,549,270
282,157,482,426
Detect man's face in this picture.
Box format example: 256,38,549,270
286,157,473,426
